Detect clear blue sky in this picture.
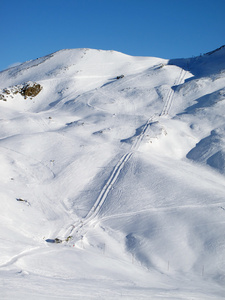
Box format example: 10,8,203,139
1,0,225,71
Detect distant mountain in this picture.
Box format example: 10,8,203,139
0,47,225,299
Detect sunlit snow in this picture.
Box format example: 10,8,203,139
1,47,225,299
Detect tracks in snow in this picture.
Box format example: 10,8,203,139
61,66,187,241
63,122,154,238
0,246,48,269
160,68,186,116
64,116,156,239
85,152,133,219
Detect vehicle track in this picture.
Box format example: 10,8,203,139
0,243,53,269
65,118,156,239
61,66,187,241
160,68,186,116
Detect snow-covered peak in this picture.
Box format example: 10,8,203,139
1,47,225,299
0,48,167,88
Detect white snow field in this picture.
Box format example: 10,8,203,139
0,47,225,299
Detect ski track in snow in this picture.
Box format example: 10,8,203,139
64,66,187,240
100,202,225,222
1,48,225,298
0,246,47,268
0,63,187,269
160,68,186,116
64,116,157,239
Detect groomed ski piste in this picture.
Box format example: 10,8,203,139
0,47,225,299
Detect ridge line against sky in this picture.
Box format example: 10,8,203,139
1,0,225,71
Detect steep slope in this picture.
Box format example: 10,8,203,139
170,45,225,174
0,47,225,299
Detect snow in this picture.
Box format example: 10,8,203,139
0,47,225,299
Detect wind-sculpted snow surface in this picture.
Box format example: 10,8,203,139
0,48,225,299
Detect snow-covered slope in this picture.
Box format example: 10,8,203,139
1,47,225,299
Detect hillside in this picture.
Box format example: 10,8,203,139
0,47,225,299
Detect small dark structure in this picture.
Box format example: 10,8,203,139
16,198,30,206
45,238,63,244
116,75,124,79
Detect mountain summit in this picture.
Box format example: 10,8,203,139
1,47,225,299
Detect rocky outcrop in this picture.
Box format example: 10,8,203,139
20,82,42,99
0,81,42,101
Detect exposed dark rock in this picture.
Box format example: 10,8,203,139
20,82,42,99
3,88,10,94
0,94,6,101
0,81,42,101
